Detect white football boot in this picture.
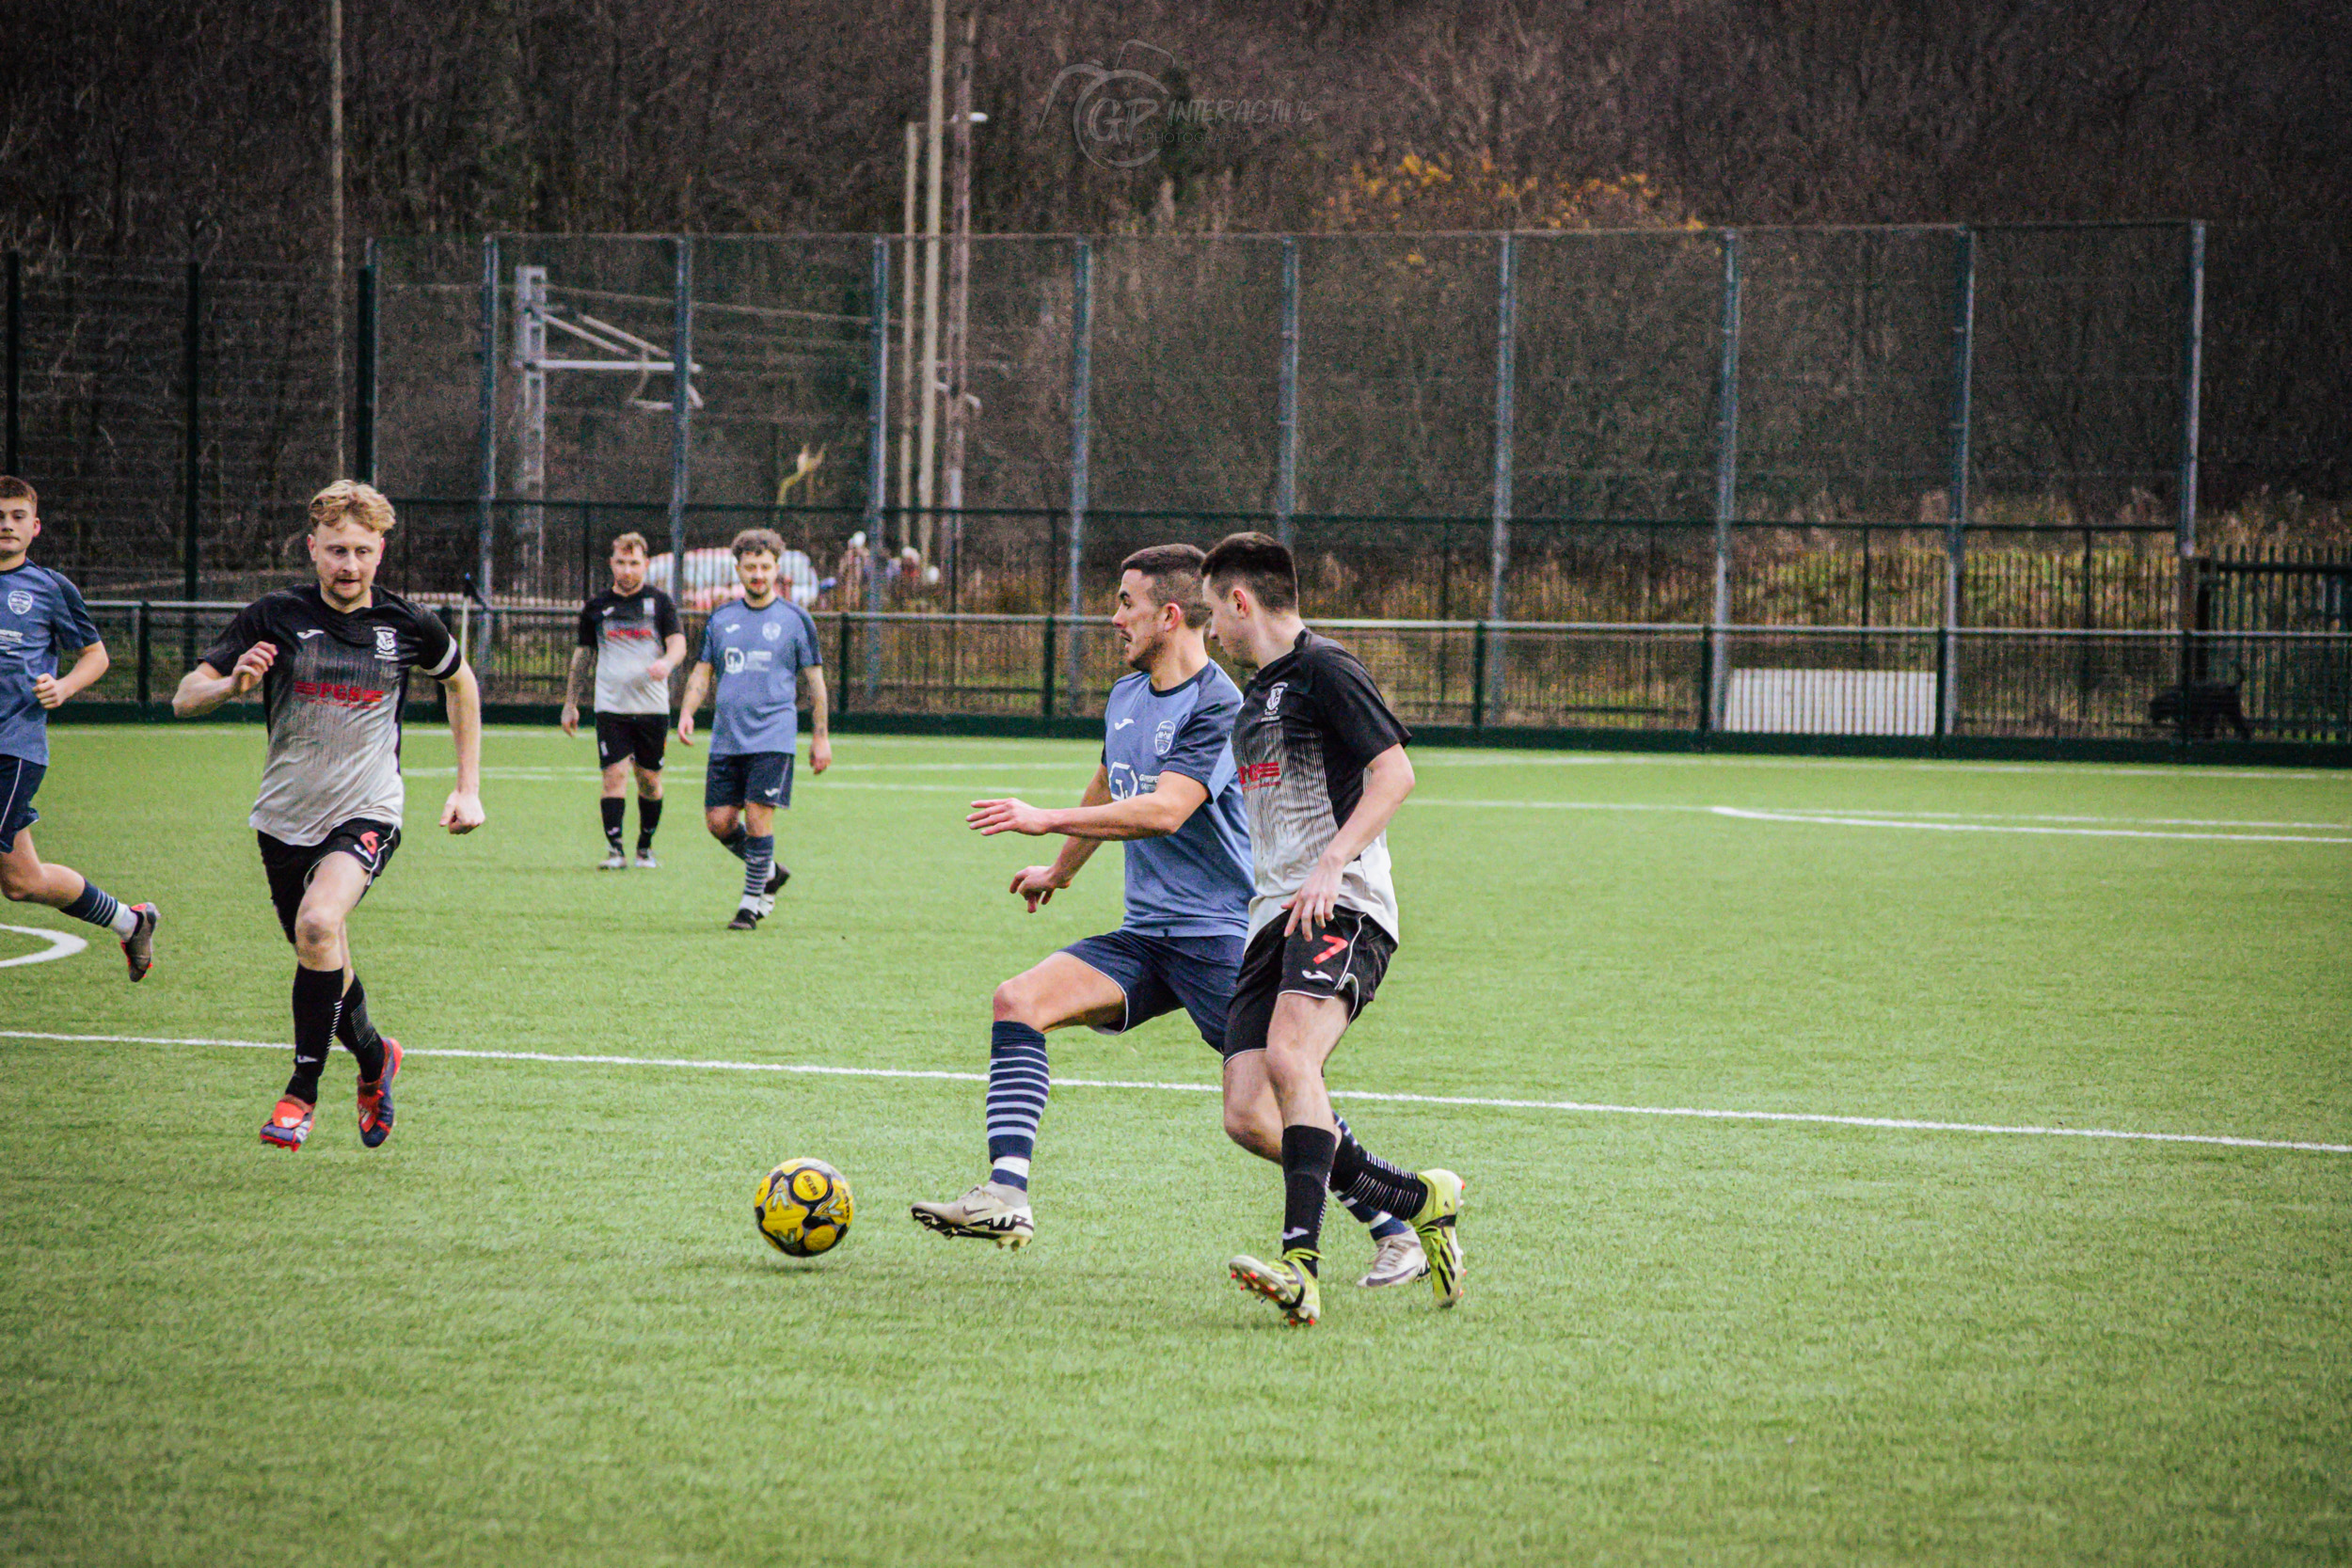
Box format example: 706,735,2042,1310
909,1181,1035,1248
1359,1229,1430,1289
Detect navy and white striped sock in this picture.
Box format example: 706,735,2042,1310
61,879,136,938
1331,1117,1412,1238
985,1021,1050,1191
740,835,774,904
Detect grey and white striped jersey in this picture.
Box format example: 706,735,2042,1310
577,588,682,715
201,585,458,846
1230,629,1412,942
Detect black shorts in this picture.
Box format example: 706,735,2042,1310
596,712,667,771
0,753,43,855
1225,908,1398,1058
1062,928,1248,1057
705,752,794,811
257,819,401,943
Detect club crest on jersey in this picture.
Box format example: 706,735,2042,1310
373,626,399,660
1153,718,1176,756
1264,681,1287,715
762,622,781,642
6,591,30,616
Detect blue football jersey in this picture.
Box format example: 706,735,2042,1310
1101,663,1252,939
0,562,103,766
700,597,822,757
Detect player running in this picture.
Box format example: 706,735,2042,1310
561,531,685,869
172,481,485,1150
675,529,830,931
0,475,160,976
1200,531,1463,1328
914,544,1430,1291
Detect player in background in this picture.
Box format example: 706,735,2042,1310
915,544,1429,1290
561,531,685,868
676,529,829,931
0,475,160,976
1200,531,1463,1328
173,482,485,1150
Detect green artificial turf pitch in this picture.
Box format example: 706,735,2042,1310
2,725,2348,1564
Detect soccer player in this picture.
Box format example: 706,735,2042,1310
172,481,485,1150
562,531,685,868
914,544,1429,1291
0,475,161,975
675,529,829,931
1200,531,1463,1327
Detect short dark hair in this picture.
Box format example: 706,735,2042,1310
0,475,36,509
610,531,650,556
729,528,787,561
1119,543,1211,629
1200,531,1298,612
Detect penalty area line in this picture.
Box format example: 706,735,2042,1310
4,1030,2347,1156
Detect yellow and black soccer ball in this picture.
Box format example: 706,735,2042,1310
754,1158,854,1257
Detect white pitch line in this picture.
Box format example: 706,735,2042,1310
1710,806,2352,844
0,927,89,968
3,1030,2344,1156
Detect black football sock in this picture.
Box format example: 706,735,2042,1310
600,798,626,851
1279,1123,1339,1274
1330,1121,1430,1222
719,824,749,861
635,796,663,850
285,964,345,1103
337,974,388,1083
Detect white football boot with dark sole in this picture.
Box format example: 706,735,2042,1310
910,1181,1035,1249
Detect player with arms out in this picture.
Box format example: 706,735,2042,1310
914,544,1429,1290
561,531,685,869
173,482,485,1150
675,530,829,931
1201,531,1463,1328
0,475,160,975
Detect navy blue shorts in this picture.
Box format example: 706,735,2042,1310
1061,928,1248,1057
705,751,793,811
0,753,43,855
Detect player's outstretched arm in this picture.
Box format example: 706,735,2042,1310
675,661,712,746
560,646,594,736
1284,743,1414,935
437,662,486,832
1002,766,1113,911
172,642,274,718
653,632,686,687
803,666,831,773
969,769,1209,843
33,641,109,710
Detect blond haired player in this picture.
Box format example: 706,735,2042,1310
174,482,485,1150
0,474,161,975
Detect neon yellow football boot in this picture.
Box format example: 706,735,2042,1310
1407,1169,1466,1307
1228,1247,1323,1327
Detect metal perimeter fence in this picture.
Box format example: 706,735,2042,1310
68,601,2352,745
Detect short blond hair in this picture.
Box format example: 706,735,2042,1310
611,531,650,556
309,480,395,535
0,475,37,509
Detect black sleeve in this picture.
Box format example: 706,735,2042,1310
577,598,600,649
1309,647,1410,767
199,600,275,675
407,602,460,679
655,592,682,641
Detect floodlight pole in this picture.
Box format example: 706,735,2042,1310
1944,226,1976,738
668,237,693,604
898,122,919,549
516,264,548,591
941,1,977,569
1067,239,1092,714
1488,234,1517,719
1275,238,1298,549
329,0,345,476
1708,230,1742,733
2177,220,2206,727
866,238,890,703
475,237,498,603
915,0,946,554
356,238,377,485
